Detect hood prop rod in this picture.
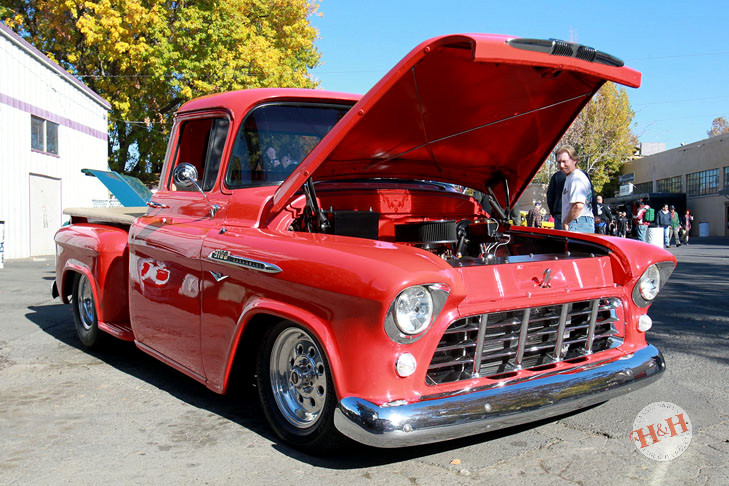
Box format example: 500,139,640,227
485,175,512,222
304,178,330,233
486,186,507,221
502,176,511,218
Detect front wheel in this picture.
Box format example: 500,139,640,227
256,321,345,452
71,273,102,348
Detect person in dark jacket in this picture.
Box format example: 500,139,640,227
616,211,630,238
656,204,672,247
546,170,566,230
595,195,613,235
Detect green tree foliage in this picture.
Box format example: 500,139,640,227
1,0,321,181
707,116,729,137
534,82,637,196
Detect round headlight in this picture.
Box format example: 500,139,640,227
394,286,433,335
638,265,661,301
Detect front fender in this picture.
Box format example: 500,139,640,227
218,296,345,396
204,228,458,400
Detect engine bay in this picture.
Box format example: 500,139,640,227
290,181,610,267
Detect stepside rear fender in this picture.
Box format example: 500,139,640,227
54,224,131,325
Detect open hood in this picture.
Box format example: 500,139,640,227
272,34,640,213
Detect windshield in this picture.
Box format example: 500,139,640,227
224,103,351,189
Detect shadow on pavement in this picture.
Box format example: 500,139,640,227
23,302,594,466
24,303,273,444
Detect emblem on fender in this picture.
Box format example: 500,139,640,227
209,270,228,282
211,249,230,260
207,249,282,274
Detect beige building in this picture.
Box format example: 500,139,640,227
621,135,729,236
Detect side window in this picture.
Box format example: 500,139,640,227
169,117,229,191
225,103,350,189
31,115,59,155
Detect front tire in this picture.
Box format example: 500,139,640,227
71,273,101,348
256,321,345,452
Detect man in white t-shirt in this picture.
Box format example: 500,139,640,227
556,145,595,233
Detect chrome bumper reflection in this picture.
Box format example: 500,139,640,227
334,344,665,448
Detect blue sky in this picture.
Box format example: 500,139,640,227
310,0,729,150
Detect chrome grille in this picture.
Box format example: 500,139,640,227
427,298,621,385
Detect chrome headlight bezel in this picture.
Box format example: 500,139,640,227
385,284,449,344
395,286,433,335
632,261,675,308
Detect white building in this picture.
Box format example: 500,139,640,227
0,22,111,259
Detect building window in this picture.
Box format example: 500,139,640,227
686,168,719,196
633,181,653,194
31,116,44,150
656,175,682,193
724,166,729,189
30,115,59,155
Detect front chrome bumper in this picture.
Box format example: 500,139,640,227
334,344,665,448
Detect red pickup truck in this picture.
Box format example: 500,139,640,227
53,34,674,451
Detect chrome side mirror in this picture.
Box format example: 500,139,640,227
173,163,198,188
172,163,220,219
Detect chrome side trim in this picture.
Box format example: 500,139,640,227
334,344,665,448
207,250,282,274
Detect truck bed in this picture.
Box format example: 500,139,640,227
64,206,147,225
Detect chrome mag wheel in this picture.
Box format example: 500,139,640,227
72,273,101,348
76,274,96,331
269,327,328,429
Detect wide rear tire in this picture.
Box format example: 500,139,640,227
71,273,102,348
256,321,345,452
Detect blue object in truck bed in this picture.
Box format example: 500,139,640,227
82,169,152,207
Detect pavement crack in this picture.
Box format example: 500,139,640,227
538,458,583,485
557,419,614,439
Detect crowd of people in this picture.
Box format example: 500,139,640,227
522,144,695,246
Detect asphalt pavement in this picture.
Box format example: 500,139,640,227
1,238,727,485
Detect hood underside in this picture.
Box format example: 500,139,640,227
273,34,641,213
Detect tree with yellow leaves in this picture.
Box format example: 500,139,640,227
707,116,729,137
534,82,637,196
1,0,321,180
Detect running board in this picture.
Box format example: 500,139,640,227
99,321,135,341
